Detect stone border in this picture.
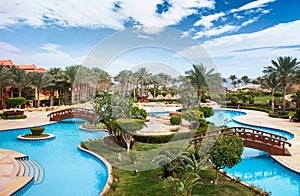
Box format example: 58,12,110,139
17,134,55,141
77,145,112,196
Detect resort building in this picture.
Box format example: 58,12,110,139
0,59,46,72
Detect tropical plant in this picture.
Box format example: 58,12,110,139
181,109,205,129
264,56,300,112
261,72,281,114
136,67,152,96
30,72,51,107
63,65,81,104
209,135,243,184
185,64,222,105
229,75,237,88
11,69,31,97
0,66,11,109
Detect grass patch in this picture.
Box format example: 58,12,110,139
82,123,106,130
104,167,258,196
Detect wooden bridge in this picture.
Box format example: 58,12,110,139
192,127,292,156
47,108,95,123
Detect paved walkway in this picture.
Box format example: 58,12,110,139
0,111,52,195
0,108,300,194
231,109,300,173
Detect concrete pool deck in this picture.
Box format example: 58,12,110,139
0,108,300,194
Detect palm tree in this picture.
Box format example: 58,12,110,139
136,67,152,96
114,70,132,97
157,73,172,93
229,75,237,88
63,65,81,104
264,56,300,112
241,75,250,86
150,74,161,98
47,68,61,106
185,64,221,105
262,72,281,114
12,69,31,97
0,66,11,109
30,72,51,107
91,68,111,93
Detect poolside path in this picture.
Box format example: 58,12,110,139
0,111,52,195
232,109,300,174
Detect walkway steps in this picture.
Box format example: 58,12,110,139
17,159,44,184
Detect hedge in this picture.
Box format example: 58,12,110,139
170,116,181,125
133,134,175,143
7,97,26,107
1,114,27,120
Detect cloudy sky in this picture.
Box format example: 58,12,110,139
0,0,299,78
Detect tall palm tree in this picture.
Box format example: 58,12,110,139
114,70,132,97
229,75,237,88
91,67,112,93
47,68,61,106
264,56,300,112
185,64,221,105
0,66,11,109
63,65,81,104
30,72,51,107
262,72,281,114
241,75,250,86
157,73,172,93
136,67,152,96
12,69,31,97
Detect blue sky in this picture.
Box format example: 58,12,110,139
0,0,299,78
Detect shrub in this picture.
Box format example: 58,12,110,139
230,96,239,106
130,106,147,120
198,106,214,118
30,127,45,135
134,134,175,143
274,91,283,97
170,116,181,125
268,111,279,118
8,97,26,107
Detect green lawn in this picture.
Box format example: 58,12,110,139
84,139,262,196
253,95,281,104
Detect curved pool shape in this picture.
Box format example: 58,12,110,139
207,110,300,196
0,119,109,195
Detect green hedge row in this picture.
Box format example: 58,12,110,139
1,114,27,120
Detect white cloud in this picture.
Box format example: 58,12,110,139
40,43,60,52
193,24,240,39
230,0,276,13
0,0,215,31
0,42,21,53
182,20,300,77
194,12,225,29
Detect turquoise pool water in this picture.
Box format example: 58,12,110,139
207,110,300,196
0,119,109,195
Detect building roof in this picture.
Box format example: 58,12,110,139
0,59,46,73
0,60,13,66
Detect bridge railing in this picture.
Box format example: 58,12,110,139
47,108,95,123
192,126,292,155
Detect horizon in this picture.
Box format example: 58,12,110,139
0,0,299,78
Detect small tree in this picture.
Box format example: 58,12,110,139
209,135,243,184
8,97,26,109
115,118,144,154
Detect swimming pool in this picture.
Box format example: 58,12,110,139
0,119,109,195
207,110,300,196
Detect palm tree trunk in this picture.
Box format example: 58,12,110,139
215,169,219,184
271,90,275,114
50,89,54,106
37,92,40,108
283,86,287,112
10,88,14,98
18,88,22,97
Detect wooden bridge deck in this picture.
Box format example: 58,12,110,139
192,127,292,156
47,108,95,123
